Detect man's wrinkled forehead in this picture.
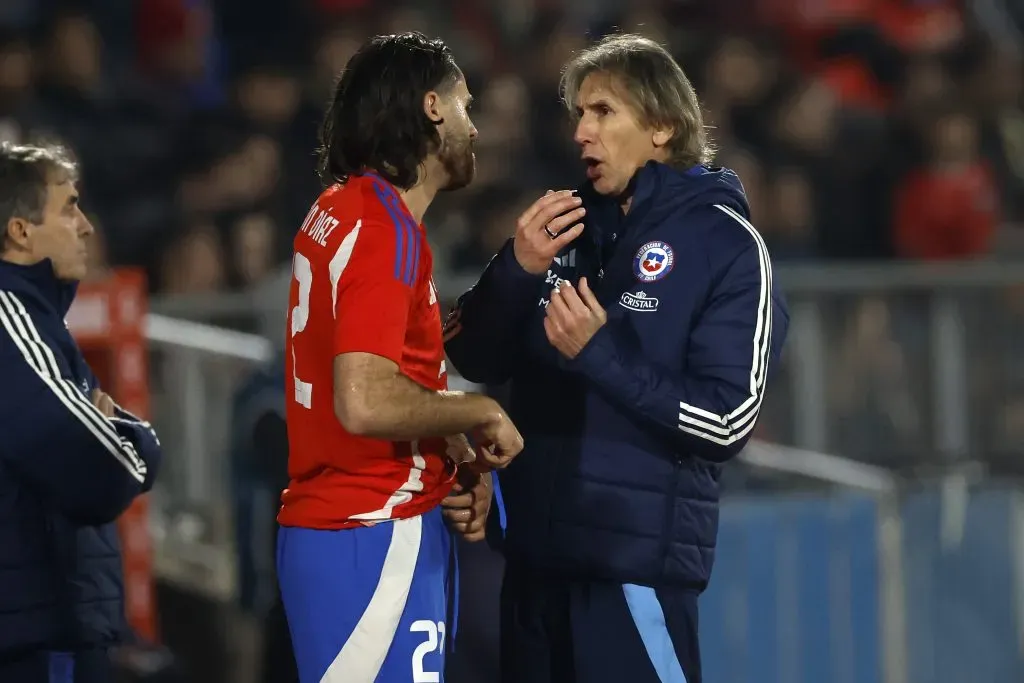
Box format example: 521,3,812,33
574,71,636,110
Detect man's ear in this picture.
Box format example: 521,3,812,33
652,127,673,148
3,217,30,253
423,90,444,124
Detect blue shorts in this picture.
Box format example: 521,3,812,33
277,508,454,683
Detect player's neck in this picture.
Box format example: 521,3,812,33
398,183,436,224
399,157,448,223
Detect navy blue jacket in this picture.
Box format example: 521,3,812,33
445,162,789,590
0,259,162,656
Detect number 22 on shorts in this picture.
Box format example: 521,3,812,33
410,619,445,683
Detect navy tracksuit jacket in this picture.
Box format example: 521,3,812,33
0,259,162,680
444,162,788,681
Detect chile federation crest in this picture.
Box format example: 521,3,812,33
633,241,675,282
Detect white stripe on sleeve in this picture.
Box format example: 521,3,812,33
676,205,773,447
0,291,146,482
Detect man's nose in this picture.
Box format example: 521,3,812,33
78,214,95,237
574,118,593,146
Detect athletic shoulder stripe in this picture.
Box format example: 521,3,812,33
401,210,421,285
676,205,773,447
0,291,146,482
371,180,417,286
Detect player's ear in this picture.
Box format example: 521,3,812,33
423,91,444,125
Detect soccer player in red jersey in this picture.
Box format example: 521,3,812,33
276,33,527,683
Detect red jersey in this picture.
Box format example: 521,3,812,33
277,173,454,529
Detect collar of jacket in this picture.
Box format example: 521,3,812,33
0,257,80,316
579,159,707,222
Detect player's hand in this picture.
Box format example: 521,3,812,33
544,277,607,359
473,408,524,469
444,433,476,466
513,189,586,275
441,467,492,542
91,389,116,418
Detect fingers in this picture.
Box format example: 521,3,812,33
497,423,524,459
533,196,584,236
547,286,571,321
576,277,604,315
544,205,587,237
441,491,475,509
518,190,576,228
476,414,524,469
543,315,558,345
445,434,476,465
480,451,514,469
442,507,473,524
442,481,489,540
465,459,492,476
551,281,588,317
551,222,585,250
450,519,486,541
91,389,115,418
481,436,520,468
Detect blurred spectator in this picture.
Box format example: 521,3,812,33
0,31,34,143
969,46,1024,224
765,166,818,259
135,0,223,109
159,222,225,293
232,212,276,287
0,0,1017,294
893,108,999,260
828,297,922,461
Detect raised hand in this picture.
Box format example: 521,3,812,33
512,190,586,275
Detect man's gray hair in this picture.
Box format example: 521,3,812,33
0,142,78,227
560,34,715,168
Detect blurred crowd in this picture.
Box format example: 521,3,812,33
0,0,1021,297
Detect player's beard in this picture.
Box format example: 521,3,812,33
438,128,475,192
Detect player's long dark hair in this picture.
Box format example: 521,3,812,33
317,32,461,190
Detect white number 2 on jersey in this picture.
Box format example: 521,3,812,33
289,220,361,410
291,252,314,408
410,619,445,682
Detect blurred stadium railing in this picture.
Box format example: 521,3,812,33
142,261,1024,683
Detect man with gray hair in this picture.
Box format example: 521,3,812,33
0,142,163,682
445,34,789,682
